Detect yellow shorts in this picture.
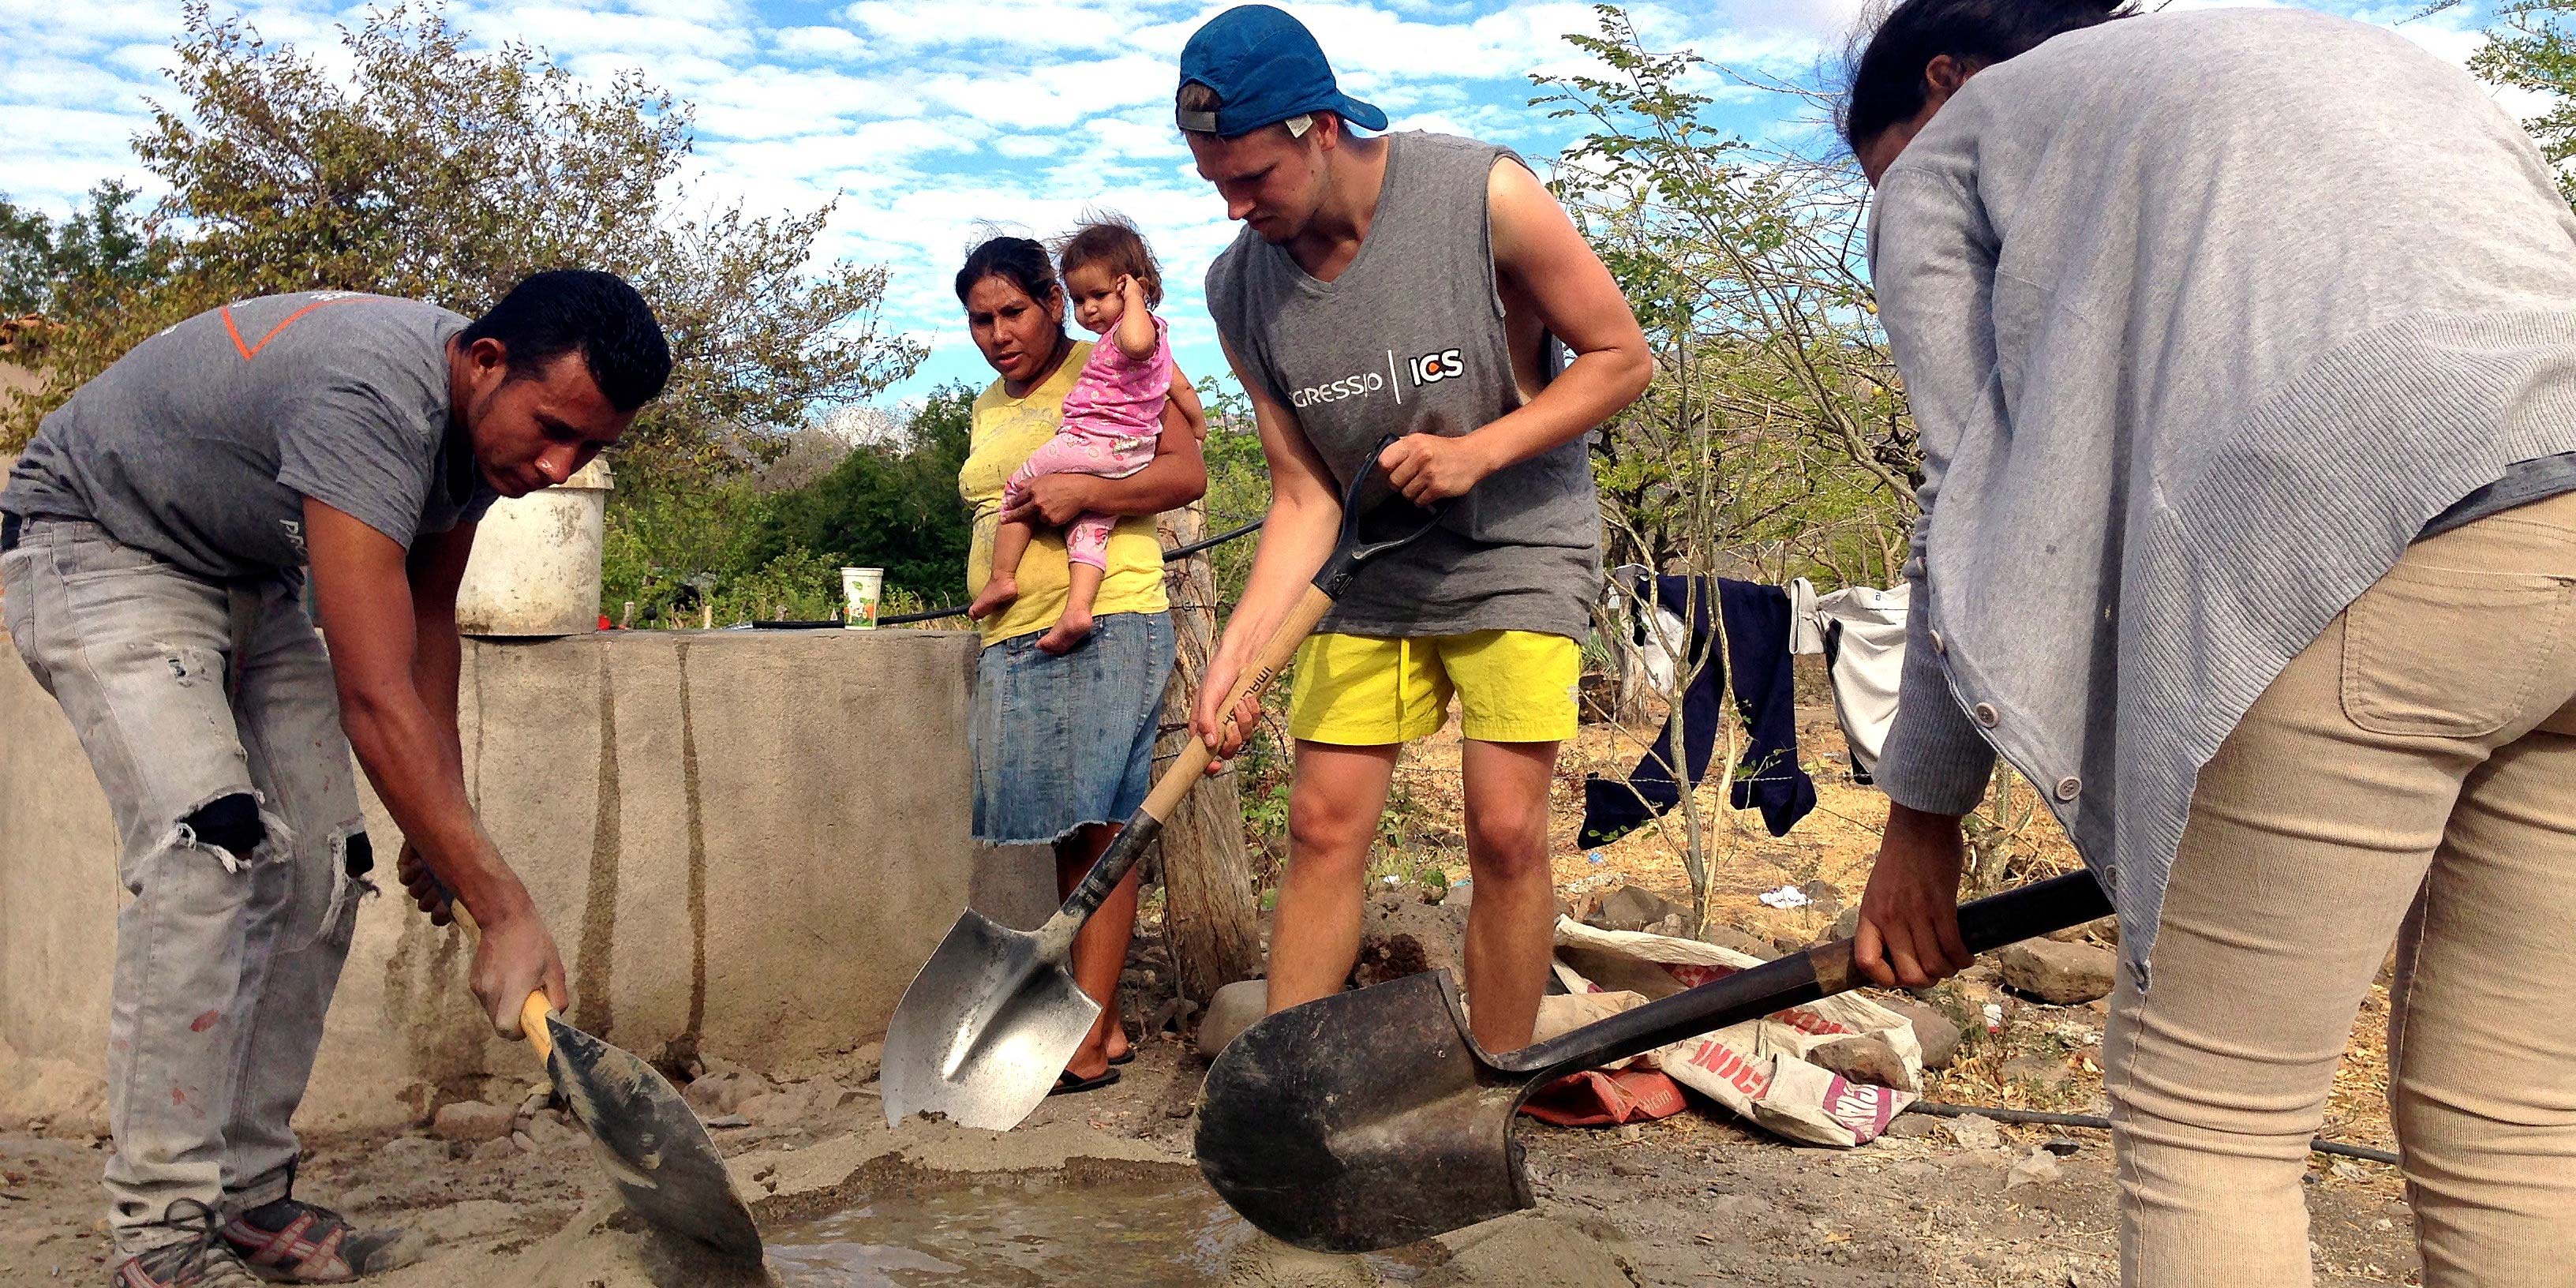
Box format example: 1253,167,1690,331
1286,630,1581,746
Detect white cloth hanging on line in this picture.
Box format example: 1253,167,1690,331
1789,578,1910,781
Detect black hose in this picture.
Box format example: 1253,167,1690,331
876,518,1266,627
1905,1099,2402,1166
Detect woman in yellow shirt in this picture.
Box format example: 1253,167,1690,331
953,236,1206,1092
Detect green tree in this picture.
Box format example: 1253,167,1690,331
2472,0,2576,202
4,2,923,479
1537,9,1920,928
0,182,174,324
753,385,979,605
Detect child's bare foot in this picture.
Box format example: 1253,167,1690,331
968,575,1018,620
1036,605,1095,654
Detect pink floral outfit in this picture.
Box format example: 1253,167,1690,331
1004,319,1172,569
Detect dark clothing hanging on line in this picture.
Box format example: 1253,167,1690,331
1579,576,1817,848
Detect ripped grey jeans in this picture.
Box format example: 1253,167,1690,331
0,519,369,1254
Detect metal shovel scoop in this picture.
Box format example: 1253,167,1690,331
1196,871,2113,1252
882,445,1446,1133
457,910,763,1260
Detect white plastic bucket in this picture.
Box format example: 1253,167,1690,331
454,458,614,638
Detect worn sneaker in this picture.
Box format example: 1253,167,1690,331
110,1202,263,1288
217,1198,417,1283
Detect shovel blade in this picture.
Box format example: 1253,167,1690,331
881,910,1102,1132
1196,972,1533,1253
545,1016,763,1262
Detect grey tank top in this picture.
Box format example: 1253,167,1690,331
1205,132,1602,640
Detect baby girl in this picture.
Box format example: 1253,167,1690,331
969,217,1204,651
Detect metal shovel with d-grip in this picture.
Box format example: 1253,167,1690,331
1196,871,2114,1252
451,906,763,1260
882,440,1448,1133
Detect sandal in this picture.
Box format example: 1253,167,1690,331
1047,1067,1121,1098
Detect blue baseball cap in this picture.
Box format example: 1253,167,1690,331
1176,6,1387,139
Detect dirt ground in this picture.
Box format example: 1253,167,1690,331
0,1032,2421,1287
0,682,2424,1285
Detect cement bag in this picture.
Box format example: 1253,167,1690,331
1550,917,1920,1147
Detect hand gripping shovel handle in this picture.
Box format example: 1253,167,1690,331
1035,439,1447,959
447,903,561,1063
1498,871,2115,1081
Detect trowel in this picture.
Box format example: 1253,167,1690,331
1195,871,2114,1252
881,443,1447,1133
455,907,764,1260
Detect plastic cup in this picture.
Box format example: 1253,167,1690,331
841,567,884,630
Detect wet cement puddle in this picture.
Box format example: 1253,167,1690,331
764,1162,1426,1286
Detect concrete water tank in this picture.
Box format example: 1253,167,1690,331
454,457,612,637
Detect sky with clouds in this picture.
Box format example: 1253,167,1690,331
0,0,2535,410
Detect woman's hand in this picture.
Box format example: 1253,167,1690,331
1853,803,1975,988
1378,432,1495,505
1001,474,1102,527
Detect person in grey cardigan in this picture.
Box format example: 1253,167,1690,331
1844,1,2576,1283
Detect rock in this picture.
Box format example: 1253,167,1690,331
1798,879,1844,915
1809,1035,1916,1091
1941,1113,2003,1151
1884,1114,1941,1140
470,1136,516,1163
1198,979,1271,1059
1998,940,2117,1005
377,1135,442,1173
429,1100,512,1142
1646,912,1692,938
1440,881,1473,912
704,1114,751,1129
1876,995,1964,1070
1587,885,1685,934
1698,923,1773,959
2005,1146,2063,1190
2041,1137,2083,1157
2045,915,2120,947
682,1069,770,1117
1610,1159,1650,1178
507,1129,537,1155
1350,898,1466,990
525,1110,579,1148
1829,907,1862,941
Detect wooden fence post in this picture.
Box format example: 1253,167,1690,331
1153,501,1263,1005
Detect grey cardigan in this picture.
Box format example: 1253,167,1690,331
1867,7,2576,986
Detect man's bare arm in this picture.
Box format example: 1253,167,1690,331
305,499,566,1033
1377,159,1654,504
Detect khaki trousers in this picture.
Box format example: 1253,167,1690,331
2106,490,2576,1286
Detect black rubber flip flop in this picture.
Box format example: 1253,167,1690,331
1108,1049,1135,1066
1048,1067,1121,1098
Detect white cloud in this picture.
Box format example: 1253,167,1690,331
4,0,2548,406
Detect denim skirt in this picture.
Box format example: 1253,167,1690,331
972,610,1177,845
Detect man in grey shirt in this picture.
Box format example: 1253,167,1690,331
1,271,669,1286
1175,6,1653,1055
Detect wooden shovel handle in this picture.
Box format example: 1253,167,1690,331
1140,583,1335,822
447,903,563,1063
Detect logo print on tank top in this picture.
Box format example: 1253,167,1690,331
1290,347,1468,408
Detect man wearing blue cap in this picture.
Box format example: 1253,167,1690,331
1181,4,1654,1055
